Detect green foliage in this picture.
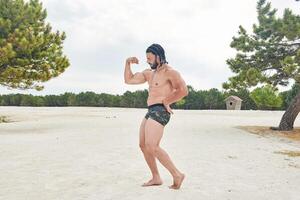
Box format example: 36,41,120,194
119,90,148,108
0,0,69,90
172,86,226,110
250,84,283,109
180,85,205,109
204,88,225,109
5,84,300,110
279,82,300,109
0,86,227,109
175,99,185,108
0,90,142,108
223,0,300,91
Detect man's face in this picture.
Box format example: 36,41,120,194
146,52,160,65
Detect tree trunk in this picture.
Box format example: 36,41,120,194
271,91,300,131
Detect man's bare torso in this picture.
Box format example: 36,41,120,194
144,65,174,106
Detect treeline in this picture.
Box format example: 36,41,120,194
0,84,299,110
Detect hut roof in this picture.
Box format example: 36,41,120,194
224,95,243,102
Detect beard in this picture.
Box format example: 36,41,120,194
148,62,158,70
148,59,159,70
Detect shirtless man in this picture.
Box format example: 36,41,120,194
124,43,188,190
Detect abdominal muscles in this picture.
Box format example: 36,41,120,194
147,81,173,106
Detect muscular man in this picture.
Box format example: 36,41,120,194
124,43,188,190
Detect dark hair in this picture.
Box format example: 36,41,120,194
146,43,168,64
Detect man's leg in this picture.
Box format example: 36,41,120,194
145,118,185,189
139,117,163,186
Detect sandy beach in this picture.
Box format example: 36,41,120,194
0,106,299,200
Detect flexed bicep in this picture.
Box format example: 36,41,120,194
125,71,147,85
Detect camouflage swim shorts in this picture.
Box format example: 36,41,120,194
145,103,171,126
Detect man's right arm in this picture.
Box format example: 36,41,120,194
124,57,147,85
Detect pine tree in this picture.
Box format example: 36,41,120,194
0,0,69,91
223,0,300,130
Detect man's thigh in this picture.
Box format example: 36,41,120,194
145,118,164,147
139,117,148,147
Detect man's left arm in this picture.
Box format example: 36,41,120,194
162,70,189,106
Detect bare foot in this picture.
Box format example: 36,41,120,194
168,173,185,190
141,178,163,187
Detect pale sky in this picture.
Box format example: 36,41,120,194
0,0,299,95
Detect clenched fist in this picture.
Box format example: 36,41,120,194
126,57,139,64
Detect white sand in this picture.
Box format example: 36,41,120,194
0,106,299,200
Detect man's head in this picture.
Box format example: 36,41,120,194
146,43,168,70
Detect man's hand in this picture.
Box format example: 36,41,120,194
126,57,139,64
162,99,174,115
